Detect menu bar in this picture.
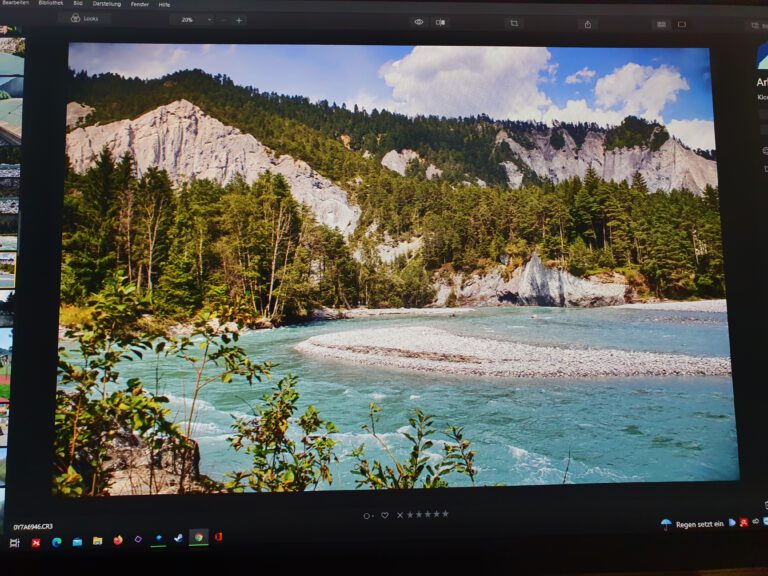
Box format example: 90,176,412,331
3,0,172,6
2,1,768,31
1,1,768,15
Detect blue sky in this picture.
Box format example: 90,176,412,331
69,44,715,149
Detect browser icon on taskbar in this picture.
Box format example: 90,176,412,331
188,529,209,547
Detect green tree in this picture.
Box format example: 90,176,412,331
396,256,435,307
134,167,175,299
61,148,124,301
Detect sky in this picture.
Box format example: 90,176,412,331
69,44,716,150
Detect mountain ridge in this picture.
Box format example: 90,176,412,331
68,69,716,193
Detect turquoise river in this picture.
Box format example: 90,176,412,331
94,305,738,489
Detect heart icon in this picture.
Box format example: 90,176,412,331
381,512,389,519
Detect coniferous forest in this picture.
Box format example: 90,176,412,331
63,70,724,328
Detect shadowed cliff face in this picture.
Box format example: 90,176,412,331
434,253,627,308
66,99,361,237
512,253,627,307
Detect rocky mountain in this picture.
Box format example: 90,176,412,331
66,99,361,237
434,253,628,308
380,125,717,196
497,127,717,195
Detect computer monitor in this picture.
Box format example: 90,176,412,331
0,0,767,570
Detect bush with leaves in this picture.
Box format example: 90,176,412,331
351,403,476,489
223,374,338,492
54,276,188,496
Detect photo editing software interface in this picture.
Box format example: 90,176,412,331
0,0,767,559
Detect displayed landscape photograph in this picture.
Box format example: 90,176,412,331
0,32,22,149
0,252,14,289
0,290,14,328
0,327,10,402
56,44,735,497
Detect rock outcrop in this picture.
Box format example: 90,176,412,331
66,99,361,237
499,129,717,195
434,253,627,307
105,431,214,496
66,102,95,129
381,149,420,176
376,235,423,264
425,164,443,180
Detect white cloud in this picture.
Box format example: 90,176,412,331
539,63,709,149
594,63,689,121
667,119,716,150
378,46,554,120
564,67,596,84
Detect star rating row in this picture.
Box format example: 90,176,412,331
400,510,449,519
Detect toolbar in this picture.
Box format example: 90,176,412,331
0,1,767,32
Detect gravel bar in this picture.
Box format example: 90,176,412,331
295,326,731,378
615,300,727,313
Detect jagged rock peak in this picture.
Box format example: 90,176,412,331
66,99,360,237
500,127,717,195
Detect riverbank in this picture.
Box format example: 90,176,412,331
58,298,728,340
615,299,727,313
295,326,731,378
345,307,475,318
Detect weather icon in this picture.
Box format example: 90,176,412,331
660,519,673,531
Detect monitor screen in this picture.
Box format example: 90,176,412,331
1,1,767,569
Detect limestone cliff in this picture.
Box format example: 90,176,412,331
66,99,361,237
500,129,716,195
379,124,716,195
434,253,628,308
